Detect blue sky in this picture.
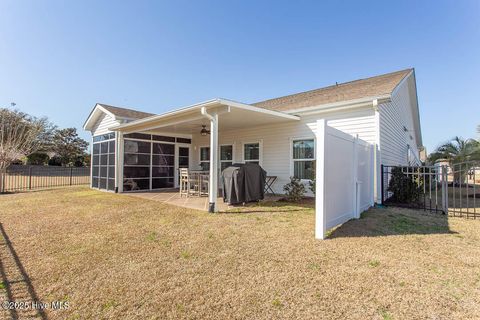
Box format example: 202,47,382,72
1,0,479,153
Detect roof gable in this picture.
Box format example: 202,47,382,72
98,104,155,120
83,103,155,132
252,69,413,112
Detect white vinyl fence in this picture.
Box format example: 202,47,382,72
315,119,375,239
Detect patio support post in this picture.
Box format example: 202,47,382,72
201,106,219,213
208,113,219,212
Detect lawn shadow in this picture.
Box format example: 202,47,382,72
0,223,48,320
328,206,455,239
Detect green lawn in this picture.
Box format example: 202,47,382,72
0,187,479,319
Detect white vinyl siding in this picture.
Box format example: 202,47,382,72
379,73,420,166
91,113,120,136
191,110,376,194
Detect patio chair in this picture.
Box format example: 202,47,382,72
199,173,209,197
179,168,191,197
180,168,203,197
124,178,139,191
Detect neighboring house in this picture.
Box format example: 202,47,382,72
83,68,423,215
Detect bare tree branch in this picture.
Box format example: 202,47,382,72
0,108,51,171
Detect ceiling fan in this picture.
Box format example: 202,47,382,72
200,125,210,136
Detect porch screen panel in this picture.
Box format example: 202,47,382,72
123,140,151,191
92,133,115,191
152,142,174,189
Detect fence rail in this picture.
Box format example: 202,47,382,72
381,165,447,214
0,165,90,193
381,162,480,218
449,161,479,218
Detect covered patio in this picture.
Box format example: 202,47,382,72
127,189,283,212
110,99,300,212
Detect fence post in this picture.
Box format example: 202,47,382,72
442,165,448,214
315,119,327,240
380,164,384,204
70,167,73,186
28,166,32,190
0,169,4,193
352,135,359,218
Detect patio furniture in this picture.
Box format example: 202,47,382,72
123,178,139,191
222,163,267,205
184,170,210,197
199,173,209,196
264,176,277,196
179,168,191,197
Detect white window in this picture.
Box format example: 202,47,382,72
292,139,315,180
200,146,209,171
220,145,233,172
243,142,260,165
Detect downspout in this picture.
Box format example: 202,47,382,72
372,99,381,204
201,107,219,213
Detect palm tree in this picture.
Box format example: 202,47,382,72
428,136,480,183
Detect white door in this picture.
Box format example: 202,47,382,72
175,144,190,187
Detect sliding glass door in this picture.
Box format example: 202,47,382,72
175,145,190,187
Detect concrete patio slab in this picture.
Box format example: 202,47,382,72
124,189,281,212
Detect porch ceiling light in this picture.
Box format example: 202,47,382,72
200,125,210,136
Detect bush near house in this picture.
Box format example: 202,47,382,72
283,176,306,202
387,167,421,203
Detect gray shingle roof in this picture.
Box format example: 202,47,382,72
99,103,155,120
252,69,413,112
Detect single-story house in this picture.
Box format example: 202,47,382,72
83,68,423,236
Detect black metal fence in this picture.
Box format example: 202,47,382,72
381,165,447,214
0,165,90,193
448,161,479,218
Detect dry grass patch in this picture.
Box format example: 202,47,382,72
0,187,479,319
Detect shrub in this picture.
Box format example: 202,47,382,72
283,177,306,202
387,167,421,203
308,160,316,194
48,156,62,166
27,152,50,165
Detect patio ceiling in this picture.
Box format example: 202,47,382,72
109,98,300,135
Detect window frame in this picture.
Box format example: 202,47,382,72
220,144,234,172
290,137,316,182
199,146,210,171
242,140,262,166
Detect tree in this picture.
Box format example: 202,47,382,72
428,136,480,183
0,108,52,191
428,137,480,165
51,128,88,166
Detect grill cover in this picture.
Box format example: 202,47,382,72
222,163,267,205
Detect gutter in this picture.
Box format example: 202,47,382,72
283,95,392,116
